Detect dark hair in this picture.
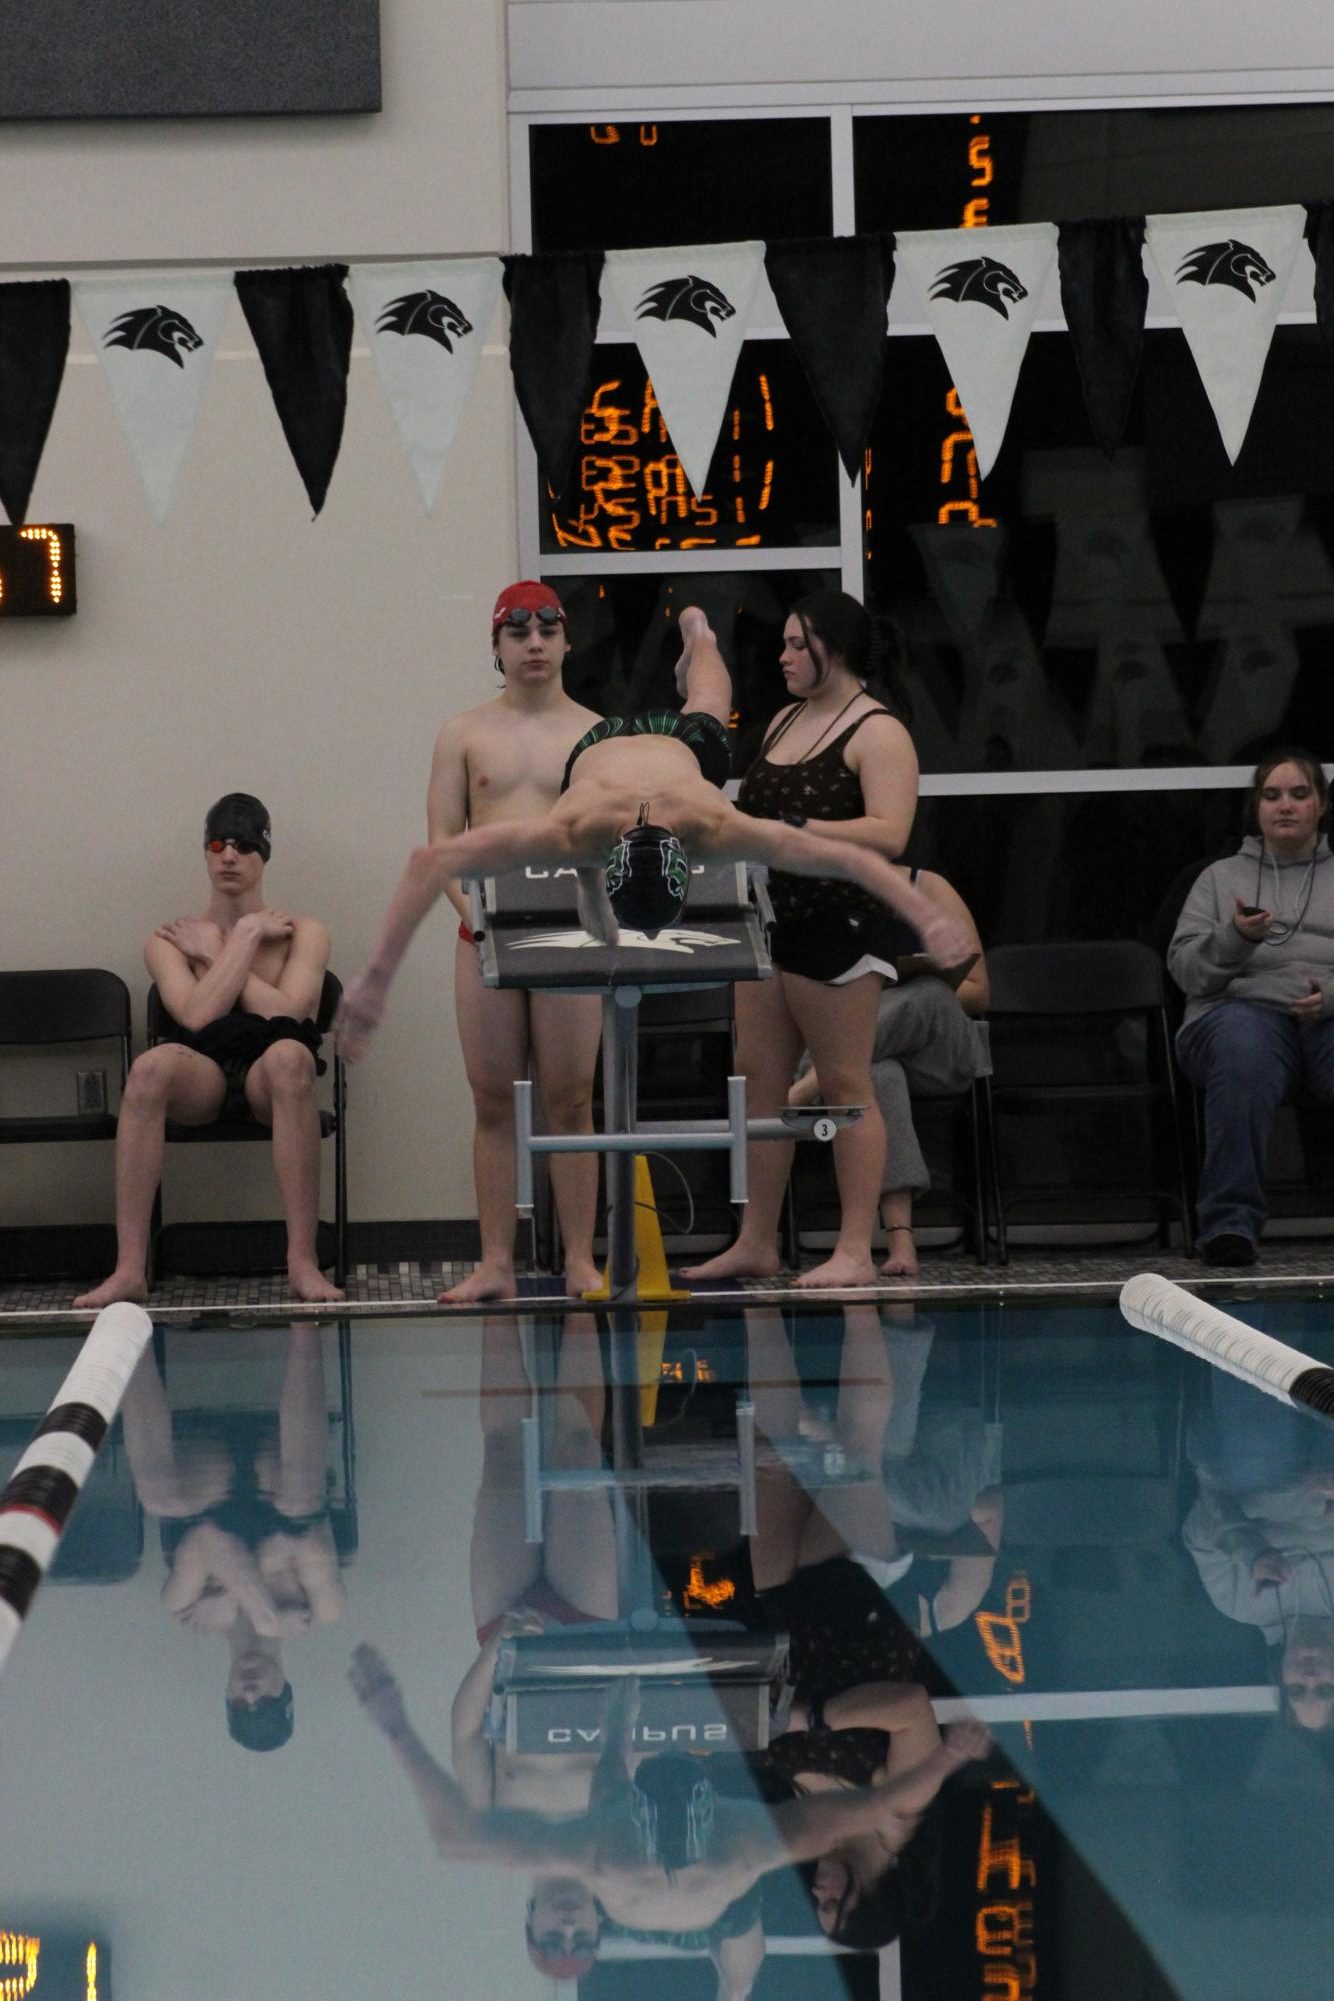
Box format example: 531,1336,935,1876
790,590,912,722
1244,748,1329,836
227,1681,294,1752
802,1802,942,1948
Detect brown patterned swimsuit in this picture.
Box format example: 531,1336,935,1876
737,703,918,981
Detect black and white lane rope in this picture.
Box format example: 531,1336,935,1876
0,1302,153,1676
1120,1274,1334,1418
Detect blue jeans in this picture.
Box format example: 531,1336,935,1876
1176,999,1334,1244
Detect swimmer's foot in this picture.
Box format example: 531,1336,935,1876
288,1262,346,1304
680,1242,782,1283
439,1261,518,1305
675,605,716,697
879,1225,919,1279
564,1257,603,1299
72,1268,149,1311
793,1250,878,1290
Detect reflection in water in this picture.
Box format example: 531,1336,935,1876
1185,1366,1334,1734
120,1321,347,1751
350,1304,992,1990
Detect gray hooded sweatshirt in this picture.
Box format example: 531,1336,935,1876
1167,835,1334,1028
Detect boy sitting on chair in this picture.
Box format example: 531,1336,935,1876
76,793,343,1309
337,609,973,1060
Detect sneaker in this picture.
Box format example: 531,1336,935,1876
1200,1233,1258,1268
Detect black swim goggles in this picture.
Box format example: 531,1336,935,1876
498,605,564,632
206,836,264,856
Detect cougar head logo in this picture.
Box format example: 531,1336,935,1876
929,256,1029,319
376,289,474,353
1174,239,1276,302
636,276,736,337
103,305,204,368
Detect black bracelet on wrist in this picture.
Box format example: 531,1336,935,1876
781,810,808,829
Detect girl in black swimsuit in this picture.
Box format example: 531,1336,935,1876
684,591,920,1289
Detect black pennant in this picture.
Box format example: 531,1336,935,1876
0,279,70,526
764,235,894,483
502,250,604,499
234,264,353,516
1303,201,1334,352
1057,217,1148,460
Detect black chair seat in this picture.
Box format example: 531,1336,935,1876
0,1112,120,1144
148,973,348,1285
163,1108,338,1143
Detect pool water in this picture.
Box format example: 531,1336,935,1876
2,1292,1332,2001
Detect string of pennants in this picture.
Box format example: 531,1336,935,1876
4,202,1334,527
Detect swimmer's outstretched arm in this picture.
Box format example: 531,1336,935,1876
350,1644,593,1870
715,817,976,974
336,819,578,1058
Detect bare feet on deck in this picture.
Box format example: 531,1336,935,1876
72,1269,149,1311
680,1242,782,1283
438,1261,518,1305
674,605,715,698
288,1262,346,1304
879,1226,919,1279
564,1258,603,1299
793,1250,878,1289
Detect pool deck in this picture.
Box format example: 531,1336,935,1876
4,1236,1334,1325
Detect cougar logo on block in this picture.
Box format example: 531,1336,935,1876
103,305,204,368
636,276,736,337
1175,239,1276,302
510,928,734,955
376,289,474,353
929,256,1029,319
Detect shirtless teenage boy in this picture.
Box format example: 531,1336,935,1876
74,793,343,1309
337,609,975,1061
425,581,604,1302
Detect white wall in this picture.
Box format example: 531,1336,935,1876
2,0,515,1228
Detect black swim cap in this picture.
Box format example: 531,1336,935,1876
605,821,689,937
226,1680,294,1752
204,792,272,862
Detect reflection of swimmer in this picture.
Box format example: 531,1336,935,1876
120,1324,346,1751
451,1317,617,1818
351,1652,988,1979
337,608,972,1058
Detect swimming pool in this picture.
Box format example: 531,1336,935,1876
2,1292,1331,2000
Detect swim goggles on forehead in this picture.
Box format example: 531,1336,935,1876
498,605,564,631
605,830,690,902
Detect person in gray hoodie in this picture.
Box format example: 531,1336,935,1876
1169,749,1334,1266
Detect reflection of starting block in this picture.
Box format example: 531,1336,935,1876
466,864,862,1303
488,1624,790,1755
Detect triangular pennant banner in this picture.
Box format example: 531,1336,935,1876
503,249,603,499
350,258,502,514
1145,205,1306,464
1057,216,1148,459
0,279,70,526
74,275,230,523
234,264,353,516
604,241,764,498
764,234,894,483
895,223,1057,481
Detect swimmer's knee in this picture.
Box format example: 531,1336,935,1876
123,1044,188,1107
259,1039,317,1093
